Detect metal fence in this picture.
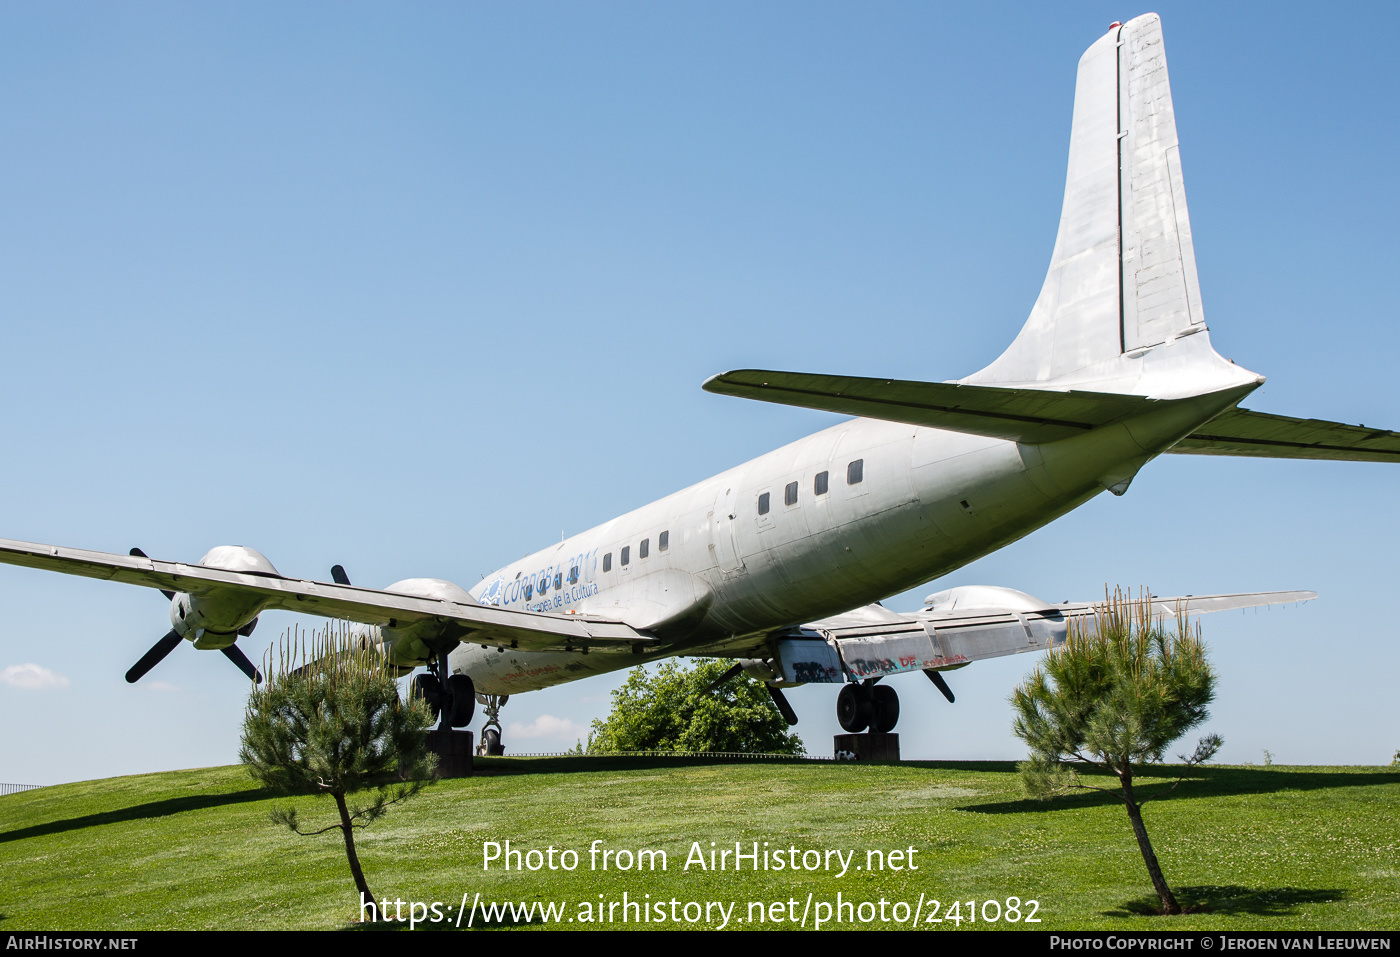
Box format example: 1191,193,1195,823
493,750,834,761
1,783,44,796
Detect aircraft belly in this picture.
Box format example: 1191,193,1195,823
452,643,649,695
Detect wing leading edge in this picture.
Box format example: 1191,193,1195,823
0,538,653,655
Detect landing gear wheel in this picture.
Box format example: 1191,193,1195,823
836,683,872,732
446,674,475,728
871,684,900,733
482,727,504,756
413,673,443,720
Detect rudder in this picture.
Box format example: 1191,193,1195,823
968,14,1211,388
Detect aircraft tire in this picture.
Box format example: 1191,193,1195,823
872,684,899,733
414,673,443,720
446,674,476,727
483,727,504,756
836,683,871,732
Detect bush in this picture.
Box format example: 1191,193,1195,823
589,659,804,755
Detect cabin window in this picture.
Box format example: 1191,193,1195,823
603,553,612,573
785,481,798,506
847,459,864,485
523,582,534,599
568,565,579,583
640,538,650,559
758,492,770,515
659,530,669,551
539,574,549,594
554,572,562,590
621,546,630,566
815,470,829,495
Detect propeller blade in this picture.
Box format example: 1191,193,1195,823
237,617,258,637
706,662,744,692
766,683,799,726
924,669,955,703
129,548,175,600
220,644,263,683
126,629,184,683
331,565,351,585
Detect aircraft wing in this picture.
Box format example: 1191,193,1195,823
1168,407,1400,462
702,369,1160,443
0,537,653,654
800,590,1316,681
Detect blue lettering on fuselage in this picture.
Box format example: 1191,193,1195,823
524,581,599,613
495,548,601,611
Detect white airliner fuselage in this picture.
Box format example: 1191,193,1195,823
457,363,1257,696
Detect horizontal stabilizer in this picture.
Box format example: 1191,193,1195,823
1170,408,1400,462
703,369,1158,443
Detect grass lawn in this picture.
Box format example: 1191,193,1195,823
1,757,1396,931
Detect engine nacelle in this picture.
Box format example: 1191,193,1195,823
171,546,279,649
922,584,1054,615
737,658,780,682
384,578,478,604
377,578,478,667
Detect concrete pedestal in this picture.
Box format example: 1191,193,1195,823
833,732,900,762
426,729,474,778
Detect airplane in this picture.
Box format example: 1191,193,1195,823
0,13,1394,756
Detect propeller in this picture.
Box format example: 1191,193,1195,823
706,662,743,692
924,669,955,703
122,547,262,684
125,629,183,684
221,645,263,683
708,662,798,726
331,564,351,585
129,548,175,600
766,683,799,726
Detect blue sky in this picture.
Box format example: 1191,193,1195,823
1,2,1397,785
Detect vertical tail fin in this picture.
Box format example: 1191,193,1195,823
967,14,1226,392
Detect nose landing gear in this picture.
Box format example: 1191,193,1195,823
477,694,509,756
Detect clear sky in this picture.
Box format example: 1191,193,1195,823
1,2,1396,786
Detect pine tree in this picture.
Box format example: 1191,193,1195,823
1011,590,1221,915
240,625,435,920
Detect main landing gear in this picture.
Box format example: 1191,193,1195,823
836,679,899,733
414,650,475,731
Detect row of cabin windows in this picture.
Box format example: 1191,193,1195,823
758,459,863,515
602,529,669,573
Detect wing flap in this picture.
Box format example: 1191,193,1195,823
1170,407,1400,462
0,538,652,652
702,369,1159,443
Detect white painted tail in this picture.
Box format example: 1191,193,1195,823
966,14,1240,397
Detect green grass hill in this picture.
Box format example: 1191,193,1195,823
1,758,1396,931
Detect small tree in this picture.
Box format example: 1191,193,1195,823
240,625,435,920
1011,590,1221,916
589,659,804,755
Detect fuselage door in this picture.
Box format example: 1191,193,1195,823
710,485,746,578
